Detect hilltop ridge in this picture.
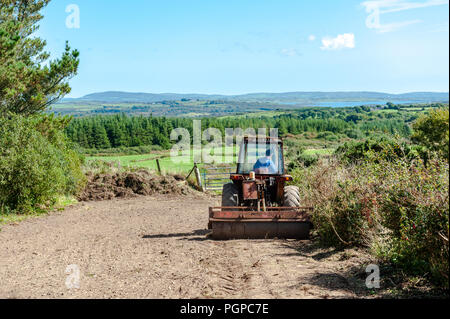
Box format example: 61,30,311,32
62,91,449,104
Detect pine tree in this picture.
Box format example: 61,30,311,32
0,0,79,115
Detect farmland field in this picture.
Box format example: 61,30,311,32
87,144,334,175
88,153,195,174
87,146,240,174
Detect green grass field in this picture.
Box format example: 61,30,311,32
89,153,160,166
87,145,333,175
87,146,239,174
88,153,195,174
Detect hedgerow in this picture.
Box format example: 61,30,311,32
0,114,85,213
292,153,449,287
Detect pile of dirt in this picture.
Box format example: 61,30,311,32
78,170,194,201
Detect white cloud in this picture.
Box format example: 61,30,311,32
308,35,316,41
280,48,301,56
362,0,448,14
362,0,449,32
320,33,355,51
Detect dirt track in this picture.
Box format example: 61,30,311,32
0,194,373,299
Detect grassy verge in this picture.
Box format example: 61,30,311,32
0,195,78,228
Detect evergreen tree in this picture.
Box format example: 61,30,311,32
0,0,79,115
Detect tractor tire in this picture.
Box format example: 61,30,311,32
222,182,239,208
283,186,301,207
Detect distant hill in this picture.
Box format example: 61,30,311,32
61,91,449,104
66,91,224,103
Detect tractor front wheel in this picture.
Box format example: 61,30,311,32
222,182,239,208
283,186,301,207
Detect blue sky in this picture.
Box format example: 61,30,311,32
37,0,449,97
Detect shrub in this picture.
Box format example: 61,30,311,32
293,159,379,246
372,158,449,285
412,107,449,160
344,128,363,139
317,131,338,141
335,137,420,163
0,114,85,213
293,155,449,287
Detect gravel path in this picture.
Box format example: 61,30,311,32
0,195,372,299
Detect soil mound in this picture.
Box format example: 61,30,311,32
78,170,192,201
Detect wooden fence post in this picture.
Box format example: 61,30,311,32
194,165,204,192
156,159,162,175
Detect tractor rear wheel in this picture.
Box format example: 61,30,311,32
222,182,239,207
283,186,301,207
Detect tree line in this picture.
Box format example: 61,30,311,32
65,107,416,150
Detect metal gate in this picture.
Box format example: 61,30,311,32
202,166,236,192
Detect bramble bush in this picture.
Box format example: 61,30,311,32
288,153,319,170
335,136,424,163
0,114,85,213
293,152,449,287
293,159,380,247
373,158,449,285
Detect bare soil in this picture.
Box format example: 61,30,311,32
0,192,382,299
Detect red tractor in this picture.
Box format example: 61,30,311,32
208,136,312,240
